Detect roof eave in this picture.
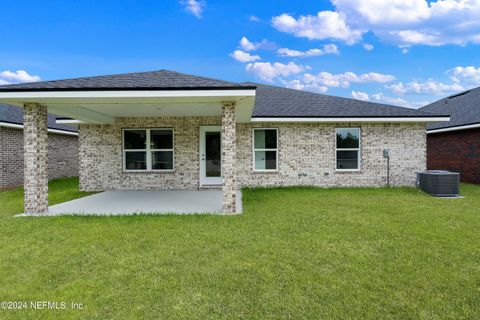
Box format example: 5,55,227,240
251,116,450,123
0,120,78,135
427,122,480,134
0,85,257,92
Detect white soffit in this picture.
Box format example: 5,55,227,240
0,90,256,124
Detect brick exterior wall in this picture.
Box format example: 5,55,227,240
79,117,221,191
427,128,480,184
79,117,426,191
237,122,426,188
0,127,79,189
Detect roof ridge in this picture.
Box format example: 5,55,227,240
162,70,243,86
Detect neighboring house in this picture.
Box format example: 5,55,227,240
0,104,79,189
0,70,448,214
420,88,480,184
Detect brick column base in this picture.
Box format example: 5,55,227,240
24,103,48,214
221,102,238,214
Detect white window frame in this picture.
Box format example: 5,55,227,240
252,128,278,172
123,128,174,172
335,128,361,172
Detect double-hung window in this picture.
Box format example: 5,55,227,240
336,128,360,170
253,128,278,171
123,129,174,171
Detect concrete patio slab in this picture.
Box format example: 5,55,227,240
17,190,243,216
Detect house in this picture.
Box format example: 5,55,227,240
0,70,449,214
0,103,78,189
420,88,480,184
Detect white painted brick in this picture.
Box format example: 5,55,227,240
23,103,48,214
79,117,426,193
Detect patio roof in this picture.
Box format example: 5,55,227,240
0,70,257,123
0,70,256,91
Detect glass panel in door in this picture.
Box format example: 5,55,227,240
205,132,221,177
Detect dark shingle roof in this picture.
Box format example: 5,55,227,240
0,70,255,91
420,87,480,130
248,83,444,118
0,104,77,132
0,70,447,119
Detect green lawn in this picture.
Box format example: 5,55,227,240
0,177,479,319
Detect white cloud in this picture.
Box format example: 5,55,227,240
351,91,370,101
272,0,480,47
246,61,306,82
181,0,204,18
300,71,395,88
239,37,256,51
249,15,260,22
387,80,464,96
370,92,430,108
359,72,396,83
383,65,480,100
0,70,41,85
448,66,480,85
277,44,339,58
267,70,395,94
282,79,329,93
334,0,430,25
350,90,431,108
370,92,411,107
390,30,440,46
363,43,374,51
239,37,276,51
230,50,261,62
271,11,363,44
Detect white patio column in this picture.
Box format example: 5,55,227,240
221,101,238,214
23,103,48,214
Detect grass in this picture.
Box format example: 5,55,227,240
0,177,479,319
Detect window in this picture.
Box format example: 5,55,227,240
123,129,174,171
336,128,360,170
253,128,278,171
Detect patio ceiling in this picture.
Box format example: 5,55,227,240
0,89,256,123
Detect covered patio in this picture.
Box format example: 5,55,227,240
16,190,243,216
0,70,256,215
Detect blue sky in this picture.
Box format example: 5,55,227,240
1,0,480,108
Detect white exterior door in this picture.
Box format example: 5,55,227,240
199,126,222,185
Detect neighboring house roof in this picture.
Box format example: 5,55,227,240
0,104,77,133
248,83,444,118
420,87,480,132
0,70,255,91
